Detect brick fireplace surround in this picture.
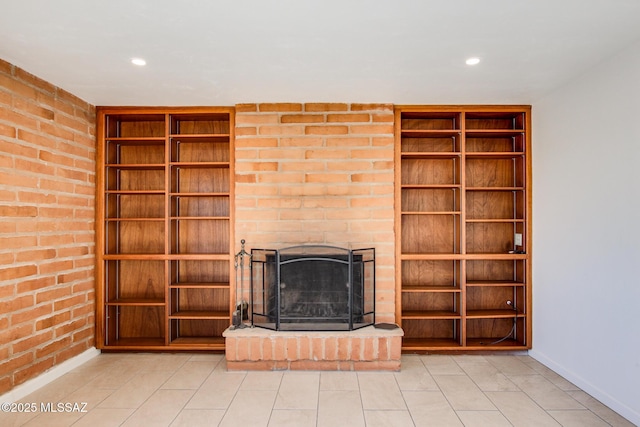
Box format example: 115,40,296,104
225,103,402,370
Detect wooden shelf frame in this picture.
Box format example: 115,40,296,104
395,105,532,351
96,107,235,351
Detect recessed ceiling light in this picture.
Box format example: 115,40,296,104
465,57,480,66
131,58,147,66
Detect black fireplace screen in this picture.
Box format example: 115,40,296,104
250,245,375,331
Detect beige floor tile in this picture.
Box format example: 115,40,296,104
420,355,465,375
121,389,194,427
395,355,438,391
268,409,317,427
320,371,359,390
433,375,496,411
485,391,562,426
364,410,416,427
98,371,173,409
456,410,512,427
509,374,584,410
485,355,538,376
170,409,226,427
548,409,611,427
219,390,277,427
450,354,489,367
185,371,246,409
84,365,139,390
0,410,38,427
274,372,320,410
403,390,463,427
72,408,135,427
161,360,218,390
317,390,365,427
22,411,85,427
136,353,192,373
240,370,283,390
518,357,580,391
566,390,636,427
358,372,406,410
187,353,225,363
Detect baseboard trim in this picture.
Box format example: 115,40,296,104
0,347,101,403
529,349,639,426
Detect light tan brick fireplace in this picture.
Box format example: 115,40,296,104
225,103,401,370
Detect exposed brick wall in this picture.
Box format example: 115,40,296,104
235,103,396,323
0,59,96,394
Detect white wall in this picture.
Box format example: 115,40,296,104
532,38,640,425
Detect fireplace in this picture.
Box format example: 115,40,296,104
250,245,375,331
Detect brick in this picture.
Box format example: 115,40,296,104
372,113,394,123
298,337,312,360
225,337,237,360
0,123,16,137
349,124,394,135
273,337,286,361
258,103,302,112
72,326,93,342
0,74,39,100
12,330,54,354
285,338,298,361
36,286,72,304
326,113,370,123
54,341,87,365
236,114,279,125
325,137,370,147
280,114,324,124
0,266,38,282
324,337,338,361
249,337,262,361
14,67,56,95
11,303,52,326
262,337,273,360
53,294,85,311
304,125,348,135
0,376,12,395
35,311,72,331
350,103,393,112
12,97,54,120
350,338,362,361
311,338,324,361
304,103,348,112
14,357,55,386
258,125,304,136
0,294,33,314
35,336,72,358
235,103,258,112
235,127,257,136
0,353,34,377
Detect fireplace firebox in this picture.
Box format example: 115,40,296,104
250,245,375,331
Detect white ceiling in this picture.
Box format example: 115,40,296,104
1,0,640,107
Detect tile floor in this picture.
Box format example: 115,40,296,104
0,353,634,427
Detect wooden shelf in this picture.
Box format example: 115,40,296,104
170,282,230,289
402,337,461,350
402,310,461,319
106,298,165,306
402,286,461,292
97,107,234,351
169,310,229,320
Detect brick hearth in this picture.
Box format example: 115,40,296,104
223,326,403,371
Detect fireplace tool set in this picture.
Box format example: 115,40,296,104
232,239,250,329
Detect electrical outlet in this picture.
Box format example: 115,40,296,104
514,233,523,246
